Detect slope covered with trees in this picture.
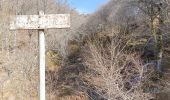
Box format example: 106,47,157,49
0,0,170,100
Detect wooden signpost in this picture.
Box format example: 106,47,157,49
10,11,70,100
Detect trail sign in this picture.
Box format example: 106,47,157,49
10,11,70,100
10,14,70,30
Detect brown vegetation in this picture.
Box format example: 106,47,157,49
0,0,170,100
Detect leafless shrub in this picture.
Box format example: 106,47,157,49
83,36,154,100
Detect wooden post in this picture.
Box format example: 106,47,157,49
39,29,45,100
38,11,45,100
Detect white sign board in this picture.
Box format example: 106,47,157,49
10,14,70,30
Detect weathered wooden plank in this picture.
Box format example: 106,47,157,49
10,14,70,30
10,15,39,30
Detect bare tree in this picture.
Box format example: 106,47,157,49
84,35,154,100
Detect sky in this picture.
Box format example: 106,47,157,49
68,0,108,14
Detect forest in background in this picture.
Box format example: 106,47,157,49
0,0,170,100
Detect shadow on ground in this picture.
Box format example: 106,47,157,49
46,50,106,100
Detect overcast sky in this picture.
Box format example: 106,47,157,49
68,0,108,14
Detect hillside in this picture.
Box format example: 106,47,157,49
0,0,170,100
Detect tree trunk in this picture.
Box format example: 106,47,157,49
151,8,164,73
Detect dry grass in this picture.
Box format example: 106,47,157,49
0,50,39,100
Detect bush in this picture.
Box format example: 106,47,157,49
83,36,154,100
46,50,62,71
